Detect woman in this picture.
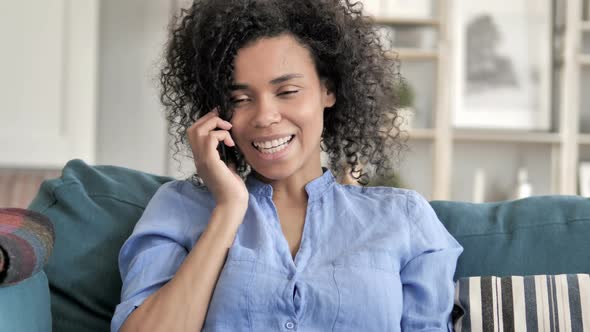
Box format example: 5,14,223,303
112,0,463,331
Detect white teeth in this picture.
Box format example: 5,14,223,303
253,135,293,150
261,144,287,154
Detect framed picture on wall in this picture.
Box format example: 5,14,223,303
452,0,552,130
382,0,433,19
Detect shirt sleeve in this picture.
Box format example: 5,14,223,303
110,181,210,332
400,191,463,332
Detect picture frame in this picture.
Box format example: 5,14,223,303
579,162,590,197
452,0,553,130
376,25,438,51
382,0,433,19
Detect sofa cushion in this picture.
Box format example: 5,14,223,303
431,196,590,279
28,159,173,332
0,271,52,332
453,274,590,331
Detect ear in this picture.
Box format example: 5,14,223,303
321,79,336,108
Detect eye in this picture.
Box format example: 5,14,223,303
231,97,250,104
278,90,299,96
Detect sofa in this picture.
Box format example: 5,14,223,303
1,159,589,331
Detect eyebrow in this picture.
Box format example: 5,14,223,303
229,73,304,91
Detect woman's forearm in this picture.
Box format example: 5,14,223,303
120,203,246,332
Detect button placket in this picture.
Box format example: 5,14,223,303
284,320,296,330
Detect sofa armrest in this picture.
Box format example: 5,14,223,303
0,271,52,332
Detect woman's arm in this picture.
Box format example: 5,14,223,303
400,191,463,331
120,202,246,332
116,109,248,332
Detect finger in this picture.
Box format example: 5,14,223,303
193,130,233,164
208,130,236,147
190,117,233,137
191,107,225,128
191,109,217,126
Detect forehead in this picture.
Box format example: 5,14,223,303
232,34,317,82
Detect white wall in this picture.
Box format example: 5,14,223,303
0,1,98,169
96,0,172,175
0,0,195,176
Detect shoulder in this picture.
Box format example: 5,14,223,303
153,179,208,198
149,179,216,211
130,180,216,246
334,184,441,237
335,184,423,218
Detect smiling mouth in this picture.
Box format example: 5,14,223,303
252,135,295,154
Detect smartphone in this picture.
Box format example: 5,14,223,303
217,141,237,165
216,107,238,165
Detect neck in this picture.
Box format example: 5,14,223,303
253,157,323,207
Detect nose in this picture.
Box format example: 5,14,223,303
251,95,281,128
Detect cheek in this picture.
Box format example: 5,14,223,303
232,132,249,150
291,96,320,118
299,105,324,133
229,115,249,147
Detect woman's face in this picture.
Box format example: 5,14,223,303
229,34,336,182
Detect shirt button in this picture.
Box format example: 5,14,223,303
285,320,296,330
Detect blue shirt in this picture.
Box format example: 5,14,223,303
111,170,463,331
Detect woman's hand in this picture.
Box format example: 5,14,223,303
187,109,249,210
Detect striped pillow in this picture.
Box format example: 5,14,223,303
453,274,590,332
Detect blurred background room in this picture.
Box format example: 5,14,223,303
1,0,590,207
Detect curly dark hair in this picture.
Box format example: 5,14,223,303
160,0,407,185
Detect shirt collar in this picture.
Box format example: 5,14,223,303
245,168,336,201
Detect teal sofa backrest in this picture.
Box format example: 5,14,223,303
431,197,590,279
27,159,590,332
